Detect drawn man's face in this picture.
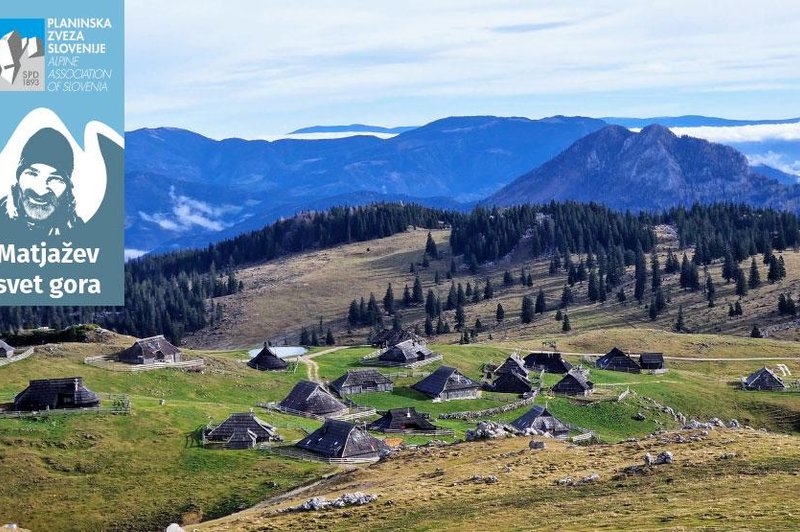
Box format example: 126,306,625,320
17,162,68,221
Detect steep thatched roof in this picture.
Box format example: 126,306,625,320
510,405,569,435
596,347,641,372
330,369,392,394
412,366,481,398
745,367,786,390
524,352,573,373
278,380,348,415
119,335,181,363
296,419,388,458
248,343,288,371
367,407,438,432
13,377,100,411
206,412,282,443
0,339,13,353
552,369,594,393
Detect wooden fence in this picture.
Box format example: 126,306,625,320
0,347,34,368
258,402,376,422
437,390,539,420
360,349,443,369
84,354,205,372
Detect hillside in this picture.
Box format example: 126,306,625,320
191,224,800,349
488,125,800,212
199,428,800,531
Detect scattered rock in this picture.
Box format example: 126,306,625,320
165,525,184,532
577,473,600,484
719,452,737,460
529,440,546,450
656,451,674,465
556,477,573,486
644,453,654,466
465,421,521,441
728,419,741,429
633,412,646,421
284,492,378,512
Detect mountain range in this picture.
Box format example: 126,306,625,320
126,115,799,255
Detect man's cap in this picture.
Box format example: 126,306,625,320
17,127,74,179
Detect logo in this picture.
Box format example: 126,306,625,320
0,19,45,92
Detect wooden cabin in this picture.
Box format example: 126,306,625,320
596,348,641,373
13,377,100,411
0,339,14,358
524,352,573,374
744,367,786,391
378,339,435,365
511,405,570,438
367,407,439,433
371,328,425,348
278,380,348,417
248,343,288,371
204,412,282,449
412,366,481,401
490,371,535,394
639,353,665,371
330,369,393,396
296,419,388,460
119,335,182,365
494,354,529,376
552,370,594,397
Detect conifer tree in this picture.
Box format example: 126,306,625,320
503,270,514,285
484,279,494,299
750,324,763,338
555,309,563,321
455,303,466,331
562,313,571,332
425,290,438,318
496,303,505,322
587,271,599,302
425,232,439,259
424,316,434,336
300,327,310,345
446,282,457,310
748,257,761,289
735,268,748,297
675,306,685,332
422,254,430,268
402,284,412,307
325,329,336,345
634,249,647,302
561,285,574,308
651,252,661,291
383,283,395,314
734,301,743,316
413,276,424,304
535,288,546,314
617,287,626,303
521,296,534,324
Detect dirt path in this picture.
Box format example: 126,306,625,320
298,346,351,382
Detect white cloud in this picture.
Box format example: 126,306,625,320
138,187,240,233
746,151,800,176
124,249,149,260
669,122,800,143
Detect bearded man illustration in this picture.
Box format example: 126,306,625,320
2,127,83,236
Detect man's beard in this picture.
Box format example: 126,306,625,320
20,189,60,221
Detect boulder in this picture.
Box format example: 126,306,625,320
643,452,654,466
529,440,546,450
656,451,673,465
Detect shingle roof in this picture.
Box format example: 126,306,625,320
367,407,438,432
511,405,569,434
495,354,529,376
412,366,481,397
523,352,573,373
248,344,288,371
0,339,13,352
296,419,388,458
379,339,434,363
206,412,281,443
553,369,594,391
745,367,786,389
278,380,348,415
13,377,100,411
596,347,641,371
491,371,534,393
330,369,392,393
120,335,181,362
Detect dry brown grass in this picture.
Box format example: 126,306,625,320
200,428,800,531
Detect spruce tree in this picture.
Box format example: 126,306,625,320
561,285,574,308
424,316,434,336
484,279,494,299
325,329,336,345
521,296,534,324
587,271,599,302
735,268,748,297
555,309,563,321
634,249,647,302
402,284,412,307
748,257,761,289
455,303,466,331
425,290,438,318
383,283,395,314
413,276,424,304
300,327,310,345
496,303,505,322
310,329,319,346
471,282,481,303
425,232,439,259
562,313,571,332
503,270,514,285
750,324,763,338
348,300,360,327
649,298,658,320
675,306,684,332
446,282,457,310
617,287,626,303
734,301,743,316
651,252,661,291
535,288,546,314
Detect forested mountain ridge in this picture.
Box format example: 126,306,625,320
488,125,800,211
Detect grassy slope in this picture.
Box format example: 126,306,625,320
188,227,800,349
200,428,800,531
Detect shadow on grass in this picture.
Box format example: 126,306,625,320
391,386,431,402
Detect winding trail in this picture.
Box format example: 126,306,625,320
298,346,351,383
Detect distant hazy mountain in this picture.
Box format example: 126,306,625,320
126,115,606,252
604,115,800,128
488,124,800,212
289,124,418,135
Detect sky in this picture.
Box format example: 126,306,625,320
125,0,800,139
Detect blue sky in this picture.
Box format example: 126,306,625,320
125,0,800,139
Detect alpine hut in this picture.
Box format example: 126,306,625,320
204,412,283,449
596,347,641,373
377,339,436,366
524,352,573,374
371,328,426,348
490,371,535,394
119,335,182,365
743,367,786,391
296,419,388,460
494,354,529,376
330,369,393,396
13,377,100,411
0,339,14,358
412,366,482,401
510,405,570,437
248,343,288,371
552,369,594,396
367,407,439,433
639,352,665,371
278,380,348,417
